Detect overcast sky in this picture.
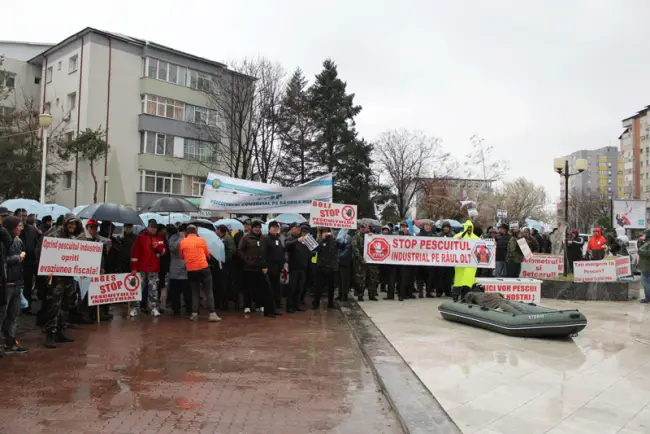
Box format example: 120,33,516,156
4,0,649,202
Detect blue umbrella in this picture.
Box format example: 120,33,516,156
139,213,165,225
436,219,463,229
213,218,244,232
72,205,89,215
41,204,71,219
198,227,225,263
1,199,44,217
271,213,306,225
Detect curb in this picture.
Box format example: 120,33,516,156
339,300,461,434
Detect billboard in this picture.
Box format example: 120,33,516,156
613,200,647,229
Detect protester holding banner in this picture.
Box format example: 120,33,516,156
0,216,28,354
494,224,510,278
417,223,437,298
43,214,83,348
352,223,379,302
506,229,525,278
337,229,354,302
312,228,340,309
82,220,112,323
378,226,398,300
567,229,585,273
452,220,480,301
130,219,166,318
587,228,607,260
436,221,455,297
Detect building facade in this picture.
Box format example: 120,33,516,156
619,107,650,201
4,28,240,211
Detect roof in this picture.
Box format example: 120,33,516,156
0,40,53,47
28,27,227,69
621,105,650,122
618,127,630,140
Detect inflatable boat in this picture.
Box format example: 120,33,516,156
438,298,587,338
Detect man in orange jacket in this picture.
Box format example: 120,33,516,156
587,228,607,260
179,225,220,322
130,219,166,318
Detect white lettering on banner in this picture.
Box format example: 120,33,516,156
520,254,563,279
363,234,495,268
200,173,333,214
573,260,617,282
38,238,102,277
476,278,542,305
309,201,357,229
615,256,632,277
517,238,534,261
87,273,143,306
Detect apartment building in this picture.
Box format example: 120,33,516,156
620,106,650,200
13,27,241,211
557,147,624,199
0,41,52,115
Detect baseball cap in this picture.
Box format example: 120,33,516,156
86,219,99,227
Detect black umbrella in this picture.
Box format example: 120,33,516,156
187,219,215,231
142,197,199,213
77,203,144,226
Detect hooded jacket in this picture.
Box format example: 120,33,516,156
51,215,83,239
587,228,607,260
453,220,480,288
130,229,166,273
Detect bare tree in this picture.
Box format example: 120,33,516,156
198,57,286,182
483,178,549,226
464,135,509,202
567,190,610,232
374,129,452,218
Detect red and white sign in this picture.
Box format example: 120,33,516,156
309,201,357,229
38,238,103,277
573,260,617,282
476,278,542,305
615,256,632,277
520,254,563,279
517,238,534,261
363,234,495,268
87,273,142,306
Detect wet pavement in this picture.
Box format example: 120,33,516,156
360,298,650,434
0,305,403,434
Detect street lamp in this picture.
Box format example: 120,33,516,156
553,157,588,276
38,113,53,204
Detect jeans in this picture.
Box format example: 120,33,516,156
642,272,650,301
187,268,215,313
495,261,507,277
0,284,22,343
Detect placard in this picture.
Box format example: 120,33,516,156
573,260,617,282
300,234,319,251
309,201,357,229
517,238,534,261
363,234,495,268
87,273,142,306
476,278,542,304
497,210,507,218
615,256,632,277
509,221,519,229
38,238,103,277
520,254,563,279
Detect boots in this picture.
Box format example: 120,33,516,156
44,332,57,348
56,330,74,343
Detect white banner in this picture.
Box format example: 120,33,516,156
574,260,617,282
476,278,542,304
496,209,507,218
38,238,103,277
363,234,495,268
87,273,142,306
199,174,333,214
520,254,563,279
615,256,632,277
300,234,319,251
509,221,519,229
309,201,357,229
517,238,534,261
613,199,647,229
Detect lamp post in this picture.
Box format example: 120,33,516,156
554,157,588,276
38,113,53,204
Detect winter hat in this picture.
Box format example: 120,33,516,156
41,215,53,223
251,220,262,229
55,215,65,226
3,216,21,233
0,207,9,217
269,221,280,229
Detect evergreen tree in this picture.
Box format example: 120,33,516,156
276,68,318,186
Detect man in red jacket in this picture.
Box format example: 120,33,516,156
130,219,166,317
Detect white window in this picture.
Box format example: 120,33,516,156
184,138,215,162
46,67,53,83
140,131,173,156
147,58,157,79
187,69,198,89
141,171,182,195
67,92,77,110
146,58,186,86
44,102,51,114
63,171,73,189
0,71,15,89
197,72,213,91
69,55,78,73
185,105,218,126
157,60,168,81
141,95,184,121
0,106,14,117
187,176,206,196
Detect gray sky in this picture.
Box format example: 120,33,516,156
4,0,649,203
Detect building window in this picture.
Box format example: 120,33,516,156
46,67,53,83
67,92,77,111
0,71,15,89
69,55,78,73
0,106,14,118
44,102,51,114
146,58,187,86
184,138,215,162
34,77,41,84
141,95,184,121
141,171,182,195
185,105,218,126
65,131,74,142
140,131,173,156
187,176,206,196
57,61,62,71
63,171,73,189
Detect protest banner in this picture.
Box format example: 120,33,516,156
476,278,542,304
200,173,333,214
309,201,357,229
38,238,102,277
496,209,507,218
615,256,632,278
520,254,563,279
87,273,142,306
509,221,519,229
363,234,495,268
300,234,319,251
573,260,617,282
517,238,534,261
